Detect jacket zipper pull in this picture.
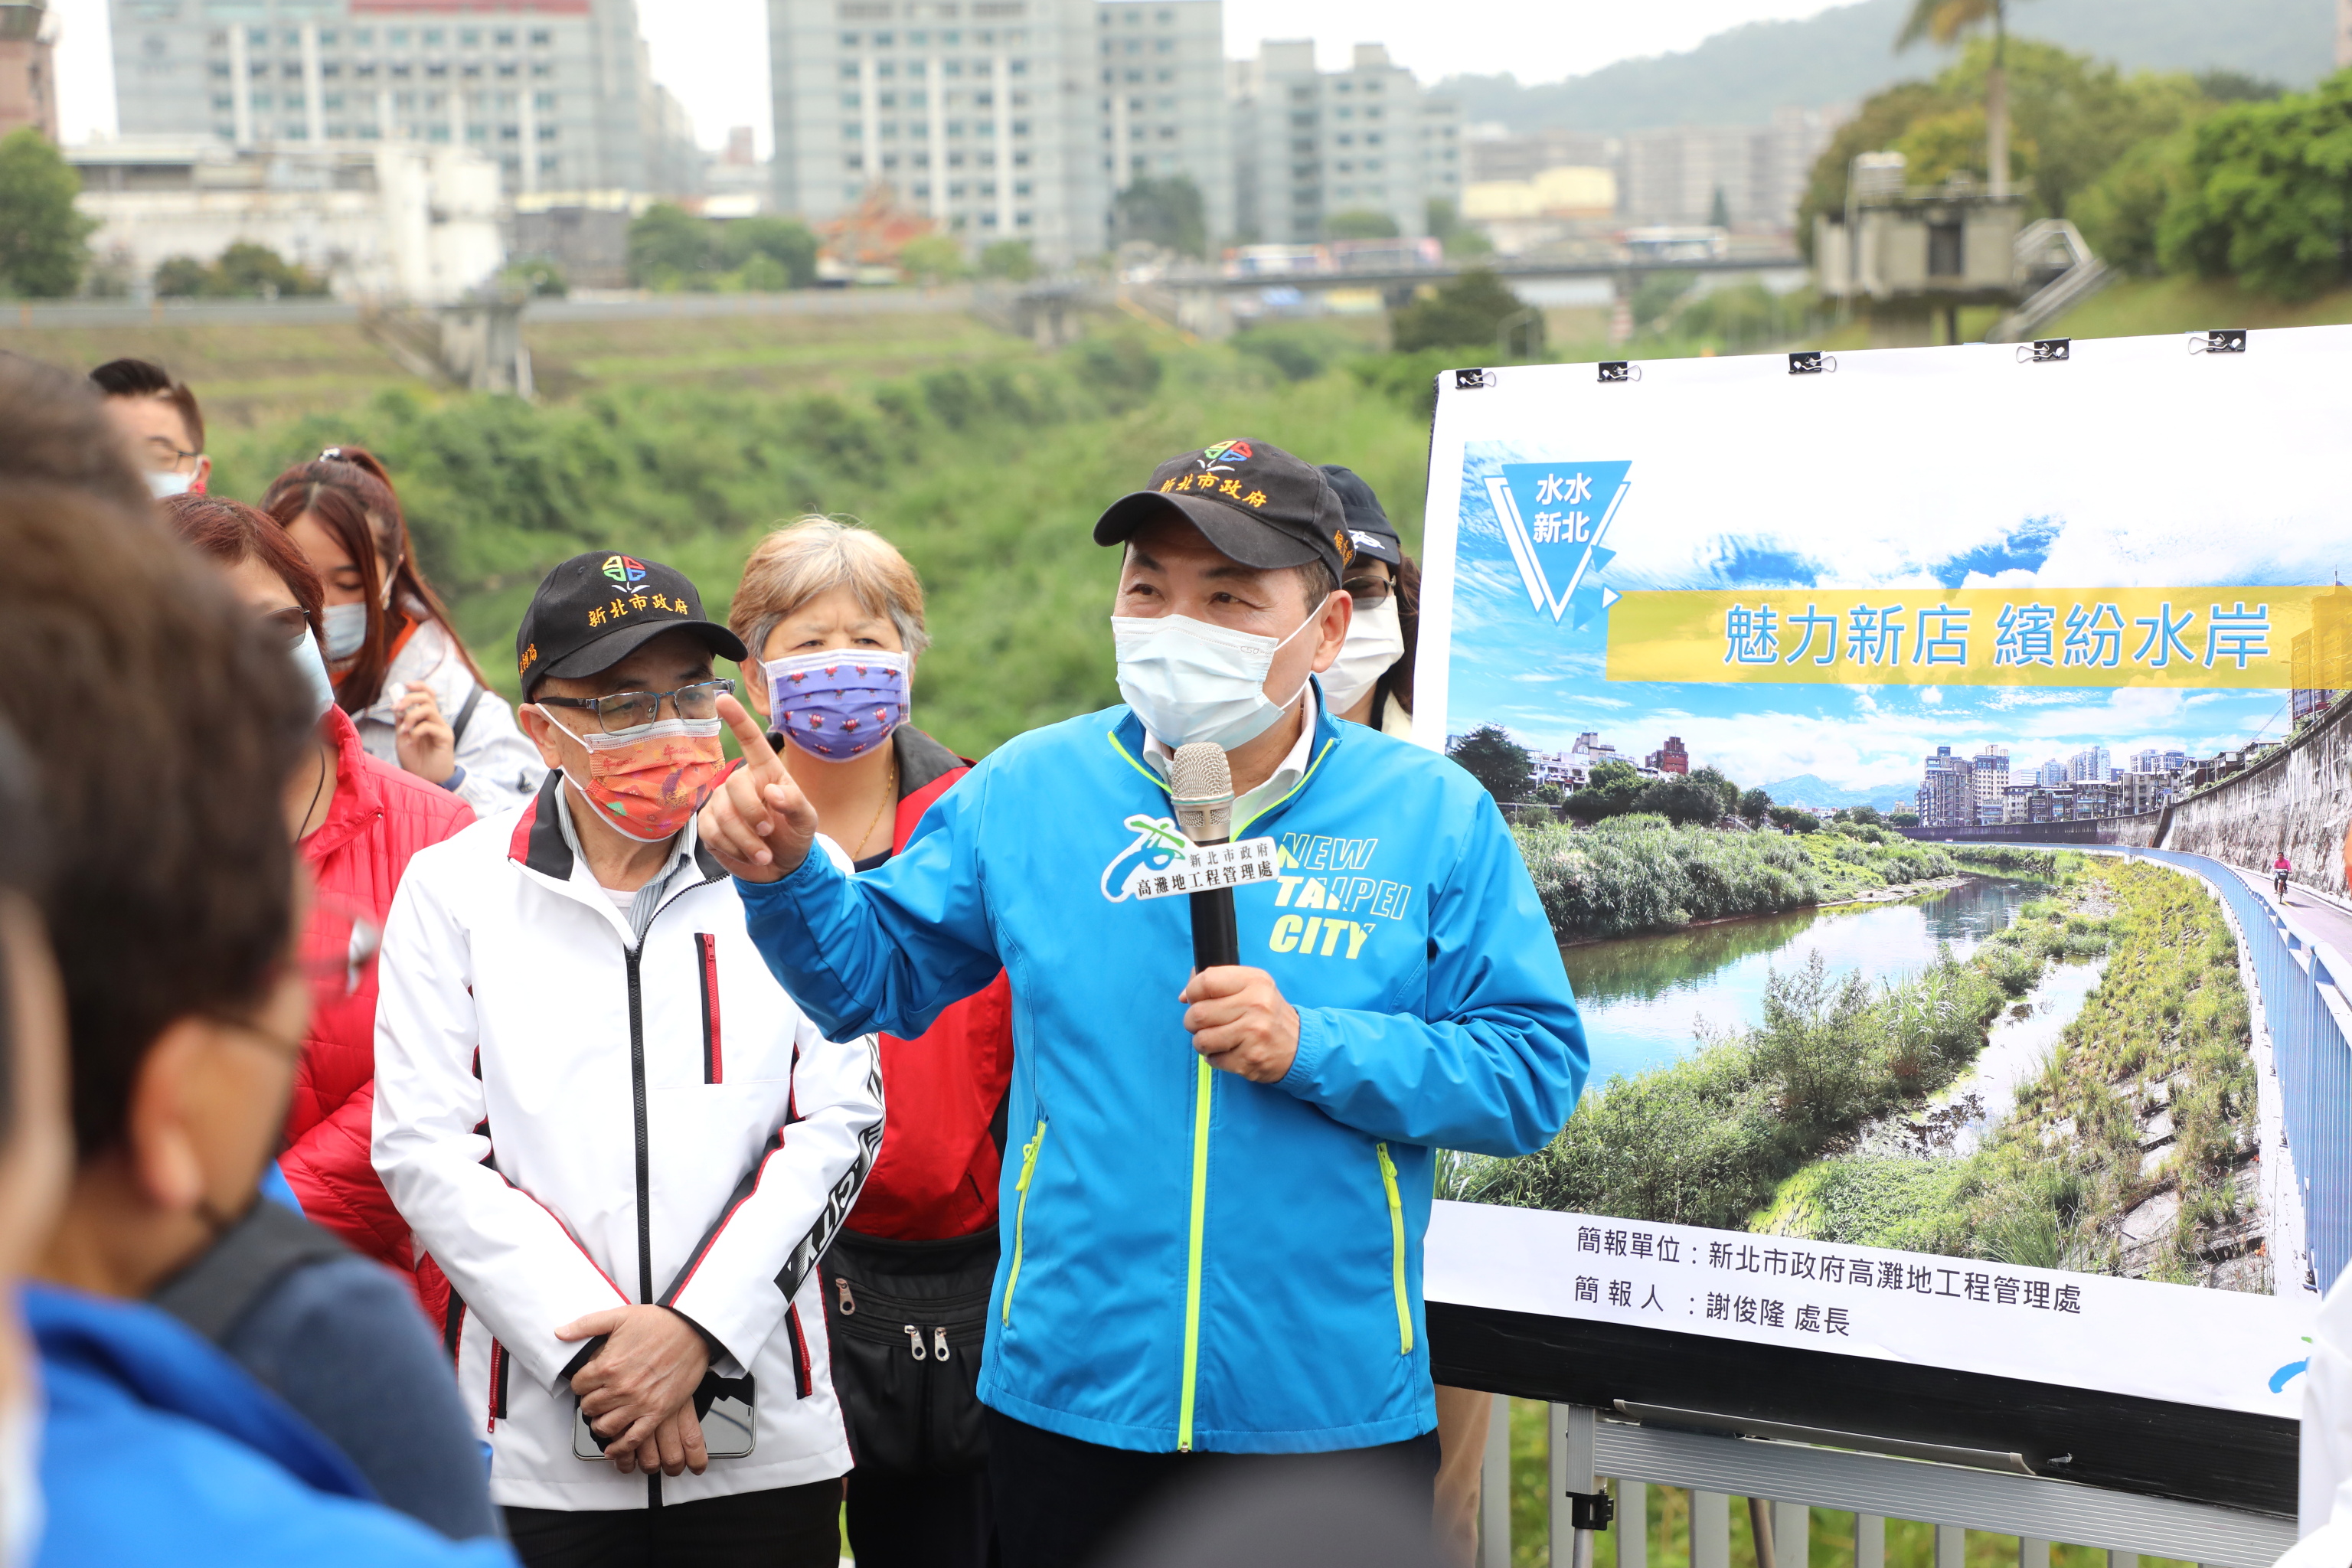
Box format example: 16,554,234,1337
836,1277,857,1315
904,1325,927,1361
933,1326,951,1361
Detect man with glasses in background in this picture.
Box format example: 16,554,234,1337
90,358,211,498
372,552,884,1568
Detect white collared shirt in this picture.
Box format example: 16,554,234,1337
550,780,702,943
1142,684,1321,832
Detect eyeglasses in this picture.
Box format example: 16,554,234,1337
538,678,735,735
1344,576,1393,609
256,606,310,649
139,435,202,470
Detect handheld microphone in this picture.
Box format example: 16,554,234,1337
1170,742,1239,971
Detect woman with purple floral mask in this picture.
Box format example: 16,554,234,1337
727,518,1012,1568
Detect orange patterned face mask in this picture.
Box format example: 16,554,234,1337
540,711,728,842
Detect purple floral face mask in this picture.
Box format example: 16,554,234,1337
764,649,911,761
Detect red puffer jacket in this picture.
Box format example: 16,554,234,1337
848,727,1014,1240
282,705,475,1272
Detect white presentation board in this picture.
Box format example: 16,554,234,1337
1414,328,2352,1424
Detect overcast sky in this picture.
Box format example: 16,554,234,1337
49,0,1844,153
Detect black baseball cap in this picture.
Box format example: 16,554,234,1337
1318,466,1401,567
1093,438,1354,579
515,551,746,696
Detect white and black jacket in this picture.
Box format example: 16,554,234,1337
373,776,884,1511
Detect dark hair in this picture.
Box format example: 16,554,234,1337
0,357,311,1159
165,493,327,638
88,357,206,455
1374,552,1420,720
0,719,44,1148
0,352,158,519
260,446,485,711
1297,558,1340,612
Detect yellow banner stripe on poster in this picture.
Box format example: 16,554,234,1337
1604,586,2352,688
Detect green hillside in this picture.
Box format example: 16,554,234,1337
161,322,1434,762
1447,0,2331,132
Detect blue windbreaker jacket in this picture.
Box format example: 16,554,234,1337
27,1284,516,1568
738,697,1586,1455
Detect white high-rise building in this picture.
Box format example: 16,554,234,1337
769,0,1230,266
1228,40,1461,245
1969,744,2008,826
104,0,695,198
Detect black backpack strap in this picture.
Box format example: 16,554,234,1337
449,683,488,746
149,1198,354,1345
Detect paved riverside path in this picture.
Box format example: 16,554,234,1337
2218,860,2352,960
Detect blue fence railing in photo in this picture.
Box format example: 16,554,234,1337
2125,846,2352,1294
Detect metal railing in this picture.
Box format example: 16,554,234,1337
2123,846,2352,1290
1478,1403,2295,1568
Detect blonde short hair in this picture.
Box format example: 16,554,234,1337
729,516,931,664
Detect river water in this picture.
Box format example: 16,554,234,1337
1563,877,2051,1092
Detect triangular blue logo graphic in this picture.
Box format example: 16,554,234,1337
1484,462,1632,625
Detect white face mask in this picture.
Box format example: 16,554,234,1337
319,601,369,662
1317,597,1404,715
291,628,338,720
145,469,194,499
0,1389,43,1568
1112,607,1324,753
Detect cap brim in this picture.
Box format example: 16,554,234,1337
535,619,749,687
1093,490,1321,571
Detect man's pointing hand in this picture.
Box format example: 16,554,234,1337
699,695,820,884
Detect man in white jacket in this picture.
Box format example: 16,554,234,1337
374,552,883,1567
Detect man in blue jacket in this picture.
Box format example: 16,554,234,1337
701,438,1586,1566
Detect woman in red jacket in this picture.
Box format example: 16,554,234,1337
729,517,1013,1568
163,495,474,1278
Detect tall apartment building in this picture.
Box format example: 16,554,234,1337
1969,745,2008,827
1619,105,1845,230
2066,745,2112,782
768,0,1229,266
1229,40,1461,245
1918,744,1975,828
106,0,696,198
1,2,58,139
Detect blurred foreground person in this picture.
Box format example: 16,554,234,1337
0,731,75,1568
705,439,1585,1568
0,353,514,1566
373,552,882,1568
162,495,497,1541
1098,1457,1441,1568
265,448,543,812
730,518,1013,1568
89,357,209,498
1320,467,1489,1562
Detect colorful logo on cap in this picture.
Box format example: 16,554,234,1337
1200,439,1253,466
601,555,648,592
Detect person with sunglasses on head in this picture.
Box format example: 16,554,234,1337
89,357,210,499
159,495,500,1543
1316,468,1492,1568
265,448,545,814
371,552,884,1568
1316,467,1419,742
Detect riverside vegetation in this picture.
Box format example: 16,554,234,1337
1756,859,2261,1287
1514,815,2062,943
1465,857,2265,1289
